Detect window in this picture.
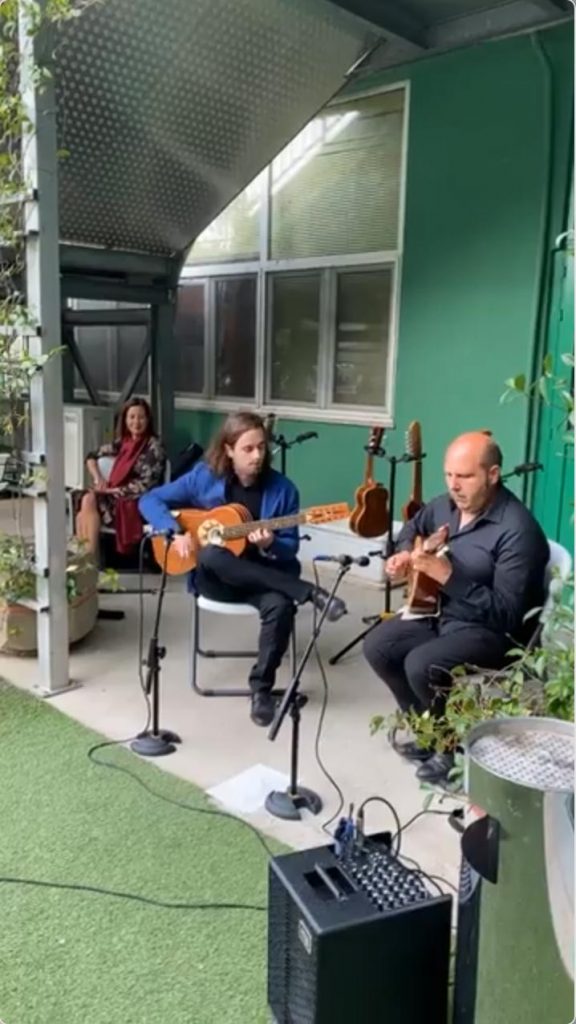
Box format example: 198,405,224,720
174,283,205,395
332,269,392,407
215,277,256,398
72,301,149,397
178,85,407,423
268,274,320,405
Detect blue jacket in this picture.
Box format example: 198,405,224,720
139,460,300,563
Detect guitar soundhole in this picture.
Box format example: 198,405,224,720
198,519,224,547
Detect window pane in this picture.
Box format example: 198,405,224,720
268,274,320,405
174,284,205,394
271,90,404,259
117,325,149,394
72,301,149,395
215,277,256,398
186,173,264,263
332,270,392,407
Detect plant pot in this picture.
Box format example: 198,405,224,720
0,561,99,653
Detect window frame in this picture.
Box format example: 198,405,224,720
175,80,409,426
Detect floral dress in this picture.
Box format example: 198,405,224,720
85,436,166,526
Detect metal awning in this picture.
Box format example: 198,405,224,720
54,0,376,261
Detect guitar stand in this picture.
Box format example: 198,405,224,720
131,538,181,758
265,564,350,820
328,451,424,667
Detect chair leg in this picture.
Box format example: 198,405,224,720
190,598,287,699
190,599,256,697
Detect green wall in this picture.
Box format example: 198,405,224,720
175,26,573,518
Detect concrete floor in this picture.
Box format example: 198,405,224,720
0,546,462,888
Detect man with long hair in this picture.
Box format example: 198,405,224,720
140,410,346,726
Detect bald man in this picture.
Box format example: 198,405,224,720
364,432,549,785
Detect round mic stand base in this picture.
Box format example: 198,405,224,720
266,681,324,821
130,730,180,758
265,786,322,821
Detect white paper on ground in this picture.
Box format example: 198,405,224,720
207,763,290,814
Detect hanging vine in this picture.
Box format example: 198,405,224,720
0,0,95,607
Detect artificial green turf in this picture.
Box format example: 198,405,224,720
0,682,283,1024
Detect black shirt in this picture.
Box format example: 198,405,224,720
396,485,549,641
226,474,264,559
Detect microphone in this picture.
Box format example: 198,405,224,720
145,526,176,538
314,553,371,567
295,431,318,444
511,462,543,474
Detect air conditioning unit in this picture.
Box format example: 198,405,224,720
64,404,115,490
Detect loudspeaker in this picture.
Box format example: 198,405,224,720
268,841,452,1024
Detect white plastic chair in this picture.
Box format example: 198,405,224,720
190,592,296,698
540,539,572,631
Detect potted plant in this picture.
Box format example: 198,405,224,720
0,534,98,653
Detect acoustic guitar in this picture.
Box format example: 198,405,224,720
405,524,450,615
151,501,350,576
402,420,424,522
349,426,390,538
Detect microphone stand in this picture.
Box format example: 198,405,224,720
265,563,350,821
131,535,181,757
328,452,424,666
271,430,318,476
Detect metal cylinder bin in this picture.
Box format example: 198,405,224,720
459,717,574,1024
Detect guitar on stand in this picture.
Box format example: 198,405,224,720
402,421,425,522
329,425,426,666
349,427,390,537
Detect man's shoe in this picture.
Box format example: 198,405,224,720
415,752,455,785
388,728,433,763
310,587,348,623
250,691,276,727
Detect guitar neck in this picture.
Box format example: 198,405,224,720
222,511,306,540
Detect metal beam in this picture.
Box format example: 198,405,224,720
61,275,169,306
62,308,151,327
328,0,428,49
150,298,177,460
59,244,174,280
117,333,152,407
61,326,101,405
428,1,572,49
19,3,69,693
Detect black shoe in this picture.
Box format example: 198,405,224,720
416,752,455,785
388,729,433,763
250,691,276,727
310,587,348,623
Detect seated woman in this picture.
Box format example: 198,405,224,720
75,397,166,557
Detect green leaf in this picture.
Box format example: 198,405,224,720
561,352,574,368
542,352,554,375
504,374,527,393
538,377,549,402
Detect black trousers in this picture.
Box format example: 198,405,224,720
196,546,312,694
363,615,510,716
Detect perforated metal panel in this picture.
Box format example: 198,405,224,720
468,718,574,793
53,0,373,256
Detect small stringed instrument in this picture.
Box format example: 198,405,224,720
405,524,450,615
151,501,350,576
349,426,390,538
402,420,424,522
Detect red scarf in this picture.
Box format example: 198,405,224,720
108,434,150,489
108,433,151,554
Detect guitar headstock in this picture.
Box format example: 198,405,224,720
405,420,422,459
366,426,384,456
304,503,351,525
